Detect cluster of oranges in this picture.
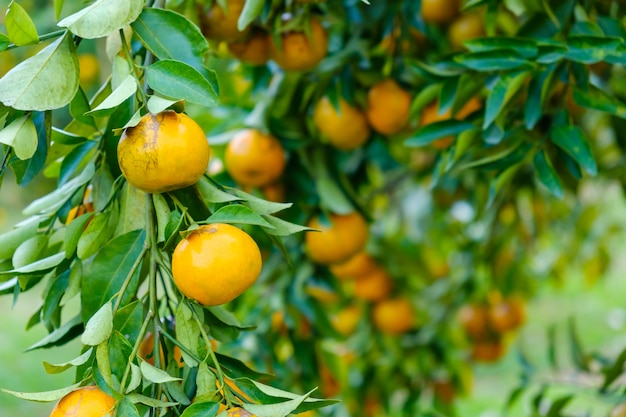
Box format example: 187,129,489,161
458,294,526,362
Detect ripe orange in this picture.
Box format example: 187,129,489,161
448,12,485,50
353,267,393,301
489,298,525,333
433,379,456,404
305,212,369,265
372,298,415,334
313,96,370,150
50,386,116,417
225,129,286,187
421,0,460,24
471,340,505,362
118,111,210,193
458,304,489,340
365,79,412,135
419,97,482,149
78,54,99,85
172,224,262,306
269,17,328,71
228,30,270,66
329,252,378,280
198,0,249,42
331,305,362,336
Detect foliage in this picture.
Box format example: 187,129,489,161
0,0,625,416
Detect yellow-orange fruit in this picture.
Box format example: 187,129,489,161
458,304,490,340
329,252,378,280
313,96,370,150
228,31,271,66
225,129,286,187
331,305,362,336
471,340,505,362
421,0,460,24
419,97,482,149
353,267,393,301
198,0,249,42
448,12,485,50
172,224,262,306
269,17,328,71
372,298,415,334
305,212,369,265
118,111,210,193
365,79,412,135
50,386,116,417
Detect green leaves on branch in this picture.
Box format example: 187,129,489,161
5,1,39,46
0,32,78,111
57,0,143,39
0,115,37,159
146,60,219,108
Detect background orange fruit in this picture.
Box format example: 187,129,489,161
365,79,412,135
305,212,369,264
313,96,370,150
50,386,115,417
269,17,328,71
225,129,286,187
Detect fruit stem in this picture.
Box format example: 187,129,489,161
112,244,149,316
188,300,235,407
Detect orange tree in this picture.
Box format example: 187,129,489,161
0,0,626,416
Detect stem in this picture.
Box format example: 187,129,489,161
5,29,66,50
113,245,149,315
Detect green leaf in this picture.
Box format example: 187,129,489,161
546,395,573,417
116,397,141,417
26,314,83,351
43,347,93,374
229,187,292,214
57,0,144,39
4,252,66,275
573,86,626,118
316,177,354,215
195,362,219,402
115,183,147,236
0,219,39,261
12,234,47,269
140,361,182,384
81,302,113,346
242,388,319,417
1,382,82,403
181,401,220,417
85,75,137,117
147,95,181,115
463,37,538,58
126,364,142,394
131,8,209,76
53,0,64,20
207,204,274,228
5,1,39,46
533,150,563,199
77,210,114,260
0,33,9,51
454,50,532,71
0,32,78,111
64,212,95,257
125,393,178,407
81,230,146,322
405,120,475,147
24,162,95,215
260,214,315,237
175,302,200,368
565,36,621,64
484,71,529,128
0,114,38,159
146,60,219,108
113,300,144,343
152,193,170,244
198,177,241,203
238,0,264,31
550,125,596,175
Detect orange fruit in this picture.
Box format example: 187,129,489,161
313,96,370,150
118,111,210,193
458,304,489,340
353,267,393,301
421,0,460,24
306,285,340,303
433,379,456,404
78,54,99,85
305,212,369,265
228,30,271,66
319,364,341,397
372,298,415,334
198,0,249,42
225,129,286,187
365,79,412,135
489,298,525,333
471,340,505,362
226,407,257,417
448,12,485,50
331,305,362,336
329,252,378,280
269,17,328,71
172,224,262,306
50,386,116,417
419,97,482,149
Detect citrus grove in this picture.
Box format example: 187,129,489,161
0,0,625,417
